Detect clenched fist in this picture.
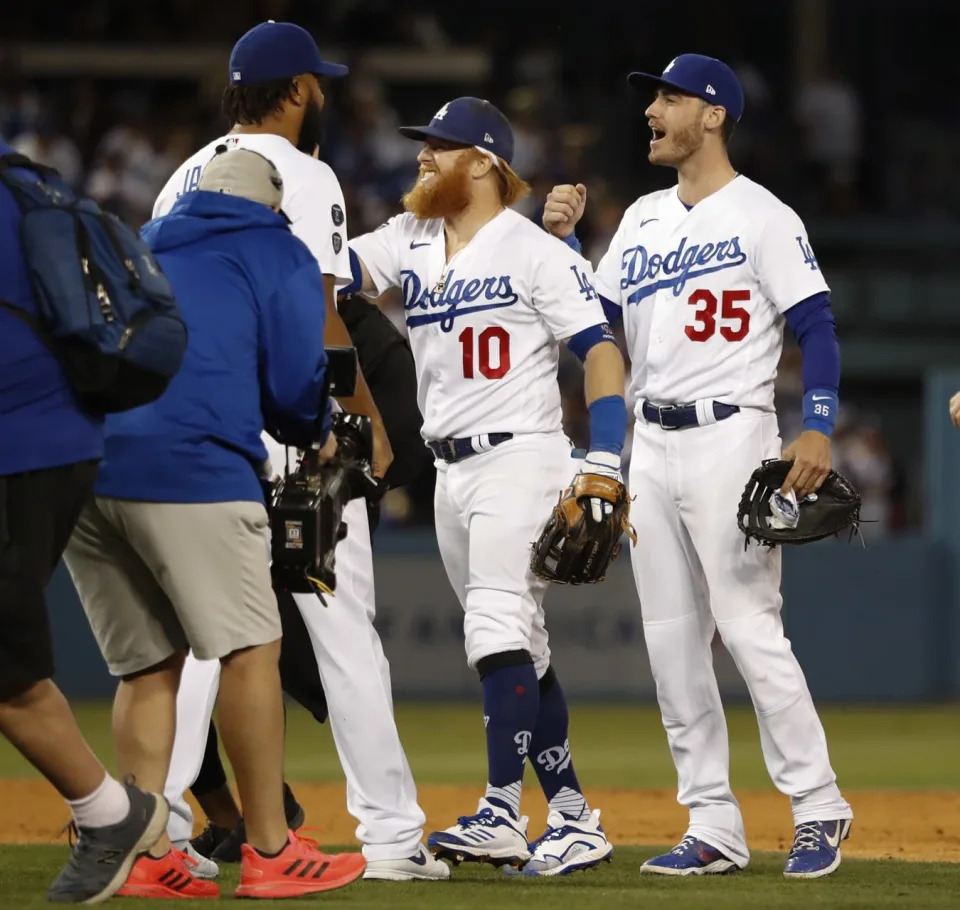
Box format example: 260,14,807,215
543,183,587,239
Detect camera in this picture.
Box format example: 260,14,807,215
268,412,376,598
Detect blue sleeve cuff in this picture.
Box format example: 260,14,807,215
562,231,582,254
566,322,616,362
802,389,837,436
600,294,622,327
338,248,364,297
587,395,627,456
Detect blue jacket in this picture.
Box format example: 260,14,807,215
95,191,330,503
0,139,103,475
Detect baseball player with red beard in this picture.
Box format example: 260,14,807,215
346,97,626,876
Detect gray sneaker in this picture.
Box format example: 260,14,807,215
47,781,169,904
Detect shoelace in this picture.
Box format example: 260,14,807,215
58,775,142,861
174,848,199,873
791,822,824,853
59,819,79,849
671,835,698,856
292,826,326,845
456,809,496,828
287,828,332,857
537,821,580,846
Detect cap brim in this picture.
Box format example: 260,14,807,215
397,124,471,145
627,70,741,121
317,61,349,78
627,71,686,94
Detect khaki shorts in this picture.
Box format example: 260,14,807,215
64,498,281,677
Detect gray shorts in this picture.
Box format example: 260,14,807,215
64,498,281,677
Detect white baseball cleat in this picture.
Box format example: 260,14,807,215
178,841,220,880
363,843,451,881
522,809,614,876
427,798,531,867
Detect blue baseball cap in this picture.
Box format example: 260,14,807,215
398,97,515,166
628,54,745,122
229,21,348,85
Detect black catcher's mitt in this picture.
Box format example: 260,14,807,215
531,474,637,584
737,458,862,548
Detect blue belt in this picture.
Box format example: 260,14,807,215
426,432,513,464
641,400,740,430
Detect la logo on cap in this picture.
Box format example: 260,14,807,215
664,58,676,73
434,103,450,121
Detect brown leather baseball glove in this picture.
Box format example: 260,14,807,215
530,474,637,584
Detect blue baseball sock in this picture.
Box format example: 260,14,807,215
529,668,590,821
478,654,540,820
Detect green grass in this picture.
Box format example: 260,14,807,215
6,845,959,909
1,703,959,906
3,701,957,790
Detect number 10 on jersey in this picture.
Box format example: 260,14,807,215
459,326,511,379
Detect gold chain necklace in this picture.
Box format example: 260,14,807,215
433,247,465,296
432,208,505,295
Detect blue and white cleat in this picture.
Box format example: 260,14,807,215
641,835,740,876
523,809,613,876
783,819,852,879
427,799,530,868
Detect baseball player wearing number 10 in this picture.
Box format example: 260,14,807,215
544,54,854,880
347,97,627,875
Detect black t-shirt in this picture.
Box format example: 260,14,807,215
338,294,430,530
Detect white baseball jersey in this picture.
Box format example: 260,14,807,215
593,175,829,413
153,133,352,287
350,208,606,441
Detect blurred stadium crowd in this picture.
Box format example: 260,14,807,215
1,0,922,533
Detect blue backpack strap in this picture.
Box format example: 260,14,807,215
0,152,75,206
0,154,61,337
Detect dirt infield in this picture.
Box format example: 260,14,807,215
1,782,957,862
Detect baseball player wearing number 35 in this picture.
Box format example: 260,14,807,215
544,54,853,880
347,97,626,875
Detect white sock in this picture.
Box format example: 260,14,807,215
549,786,589,821
67,775,131,829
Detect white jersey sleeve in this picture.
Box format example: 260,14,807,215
283,160,351,285
349,216,406,296
531,239,609,341
754,207,830,313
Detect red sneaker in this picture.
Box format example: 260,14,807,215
116,848,220,898
235,830,366,898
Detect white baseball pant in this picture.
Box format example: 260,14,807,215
628,408,852,867
433,431,573,676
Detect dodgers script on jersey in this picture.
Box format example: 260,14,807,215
350,209,606,440
153,133,352,287
592,175,828,413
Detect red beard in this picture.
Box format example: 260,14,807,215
402,158,472,219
